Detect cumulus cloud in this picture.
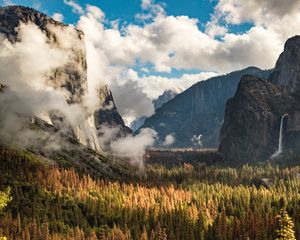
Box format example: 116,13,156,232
210,0,300,45
52,13,64,22
163,133,175,146
73,1,300,124
63,0,84,15
214,0,300,26
136,0,165,21
76,5,216,125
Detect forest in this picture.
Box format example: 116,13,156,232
0,146,299,240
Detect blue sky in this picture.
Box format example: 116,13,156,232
0,0,253,36
1,0,216,25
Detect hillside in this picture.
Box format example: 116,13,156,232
140,67,272,148
220,36,300,162
1,145,300,239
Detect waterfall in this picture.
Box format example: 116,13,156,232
272,114,287,158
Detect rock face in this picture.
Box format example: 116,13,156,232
219,75,292,161
0,6,129,152
0,5,86,103
94,85,132,135
140,67,271,148
220,36,300,161
130,116,147,132
131,88,181,133
0,6,101,151
270,36,300,93
153,88,182,111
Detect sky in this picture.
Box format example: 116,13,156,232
1,0,300,125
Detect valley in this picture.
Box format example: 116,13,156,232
0,146,300,239
0,2,300,240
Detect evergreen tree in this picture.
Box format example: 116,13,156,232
275,208,296,240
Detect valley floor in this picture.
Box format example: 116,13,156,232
0,146,299,239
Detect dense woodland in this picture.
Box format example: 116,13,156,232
0,146,299,239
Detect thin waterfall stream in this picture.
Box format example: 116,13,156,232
271,114,288,158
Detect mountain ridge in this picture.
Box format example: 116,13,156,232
139,66,272,148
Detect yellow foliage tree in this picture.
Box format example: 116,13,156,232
0,188,11,240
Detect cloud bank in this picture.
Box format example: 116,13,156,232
72,0,300,124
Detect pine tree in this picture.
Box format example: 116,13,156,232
275,208,296,240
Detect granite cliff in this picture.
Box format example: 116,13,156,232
0,6,129,153
140,67,271,148
220,36,300,161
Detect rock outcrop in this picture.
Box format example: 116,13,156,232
140,67,271,148
219,75,292,161
220,36,300,161
94,85,132,135
270,36,300,93
153,88,182,111
0,5,86,103
0,6,129,152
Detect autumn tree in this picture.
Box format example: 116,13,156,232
0,188,11,240
275,208,296,240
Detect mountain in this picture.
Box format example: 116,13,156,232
270,36,300,92
219,36,300,162
94,84,132,134
0,6,129,153
219,75,292,162
130,116,147,132
130,88,181,132
153,88,182,111
139,67,272,148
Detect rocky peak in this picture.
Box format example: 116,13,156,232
153,88,182,111
0,6,101,151
219,74,295,162
0,6,83,42
95,84,131,134
0,6,132,153
270,35,300,92
140,67,271,148
0,5,86,103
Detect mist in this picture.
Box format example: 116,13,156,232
0,22,100,152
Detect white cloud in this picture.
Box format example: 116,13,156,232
76,2,300,124
0,23,101,151
136,0,165,21
214,0,300,26
63,0,84,15
163,133,175,146
2,0,14,6
211,0,300,43
52,13,64,22
110,128,157,166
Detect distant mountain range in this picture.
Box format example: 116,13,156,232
139,67,272,148
131,88,182,132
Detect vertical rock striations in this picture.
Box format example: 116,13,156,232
220,36,300,162
219,75,291,161
0,6,130,152
270,36,300,93
140,67,271,148
94,85,132,135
